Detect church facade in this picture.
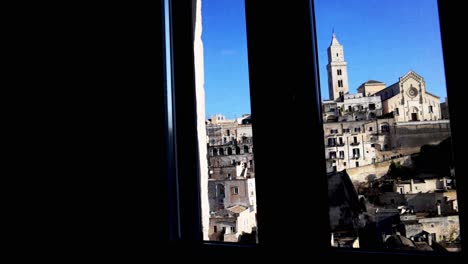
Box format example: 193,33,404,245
374,71,441,122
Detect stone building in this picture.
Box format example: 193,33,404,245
373,71,441,122
358,80,386,97
323,118,394,173
323,93,383,123
322,33,447,174
208,205,257,242
322,32,457,251
440,97,449,119
206,114,257,241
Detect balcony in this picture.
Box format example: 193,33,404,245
350,142,360,146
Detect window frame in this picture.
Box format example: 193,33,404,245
165,0,466,260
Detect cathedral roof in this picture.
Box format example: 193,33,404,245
425,91,440,98
364,80,384,84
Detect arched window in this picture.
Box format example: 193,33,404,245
213,149,218,156
236,146,241,155
219,148,224,155
244,145,249,153
227,147,232,155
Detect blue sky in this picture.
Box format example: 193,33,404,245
202,0,447,119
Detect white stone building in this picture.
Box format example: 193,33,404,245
322,33,445,174
374,71,442,122
206,114,257,241
323,118,394,173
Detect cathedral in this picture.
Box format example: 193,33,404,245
322,33,445,173
323,32,442,122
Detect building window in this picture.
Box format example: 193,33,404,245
429,105,433,113
226,129,230,136
352,148,360,159
343,128,350,133
232,186,239,195
339,151,344,159
355,161,359,167
329,151,337,159
381,124,389,132
395,108,399,116
217,184,225,197
328,138,336,147
354,127,361,133
369,103,375,110
214,226,217,233
368,126,373,132
231,226,236,233
337,69,342,75
338,80,343,87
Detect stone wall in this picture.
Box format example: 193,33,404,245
390,121,451,149
419,215,460,242
347,156,412,184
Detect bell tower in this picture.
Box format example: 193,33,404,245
327,32,349,100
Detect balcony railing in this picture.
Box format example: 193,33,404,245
350,142,360,146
